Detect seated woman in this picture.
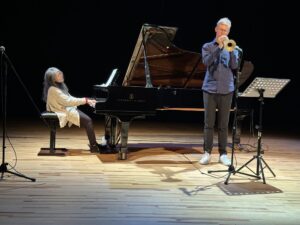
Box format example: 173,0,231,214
42,67,101,153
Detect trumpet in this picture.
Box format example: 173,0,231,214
223,38,236,52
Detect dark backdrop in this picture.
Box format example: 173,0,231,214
1,0,298,133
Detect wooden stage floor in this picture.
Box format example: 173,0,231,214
1,118,300,225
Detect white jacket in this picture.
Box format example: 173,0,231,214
46,86,86,128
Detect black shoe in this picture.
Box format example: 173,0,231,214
89,143,100,153
98,145,112,154
98,144,119,154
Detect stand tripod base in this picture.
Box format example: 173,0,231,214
208,154,276,185
208,165,235,185
0,163,36,182
38,148,68,156
235,155,276,184
208,164,262,185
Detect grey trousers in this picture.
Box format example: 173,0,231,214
78,110,97,146
203,91,233,155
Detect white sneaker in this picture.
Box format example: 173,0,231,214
199,152,211,165
219,154,231,166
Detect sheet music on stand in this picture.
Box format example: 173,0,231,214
239,77,290,98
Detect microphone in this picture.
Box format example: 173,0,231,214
0,46,5,52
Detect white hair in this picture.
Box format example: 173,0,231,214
217,17,231,28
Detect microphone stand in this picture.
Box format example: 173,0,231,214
0,46,35,182
207,48,243,184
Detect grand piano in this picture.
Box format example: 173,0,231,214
93,24,253,159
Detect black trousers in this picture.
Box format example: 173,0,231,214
78,110,97,146
203,91,233,155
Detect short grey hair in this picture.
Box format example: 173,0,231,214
217,17,231,28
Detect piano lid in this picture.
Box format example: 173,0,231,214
122,24,206,88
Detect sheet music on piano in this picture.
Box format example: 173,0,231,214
94,68,119,88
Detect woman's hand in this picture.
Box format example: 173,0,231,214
87,98,96,108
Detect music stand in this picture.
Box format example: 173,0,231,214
236,77,290,183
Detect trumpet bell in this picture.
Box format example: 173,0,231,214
224,39,236,52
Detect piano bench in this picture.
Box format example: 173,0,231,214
38,111,68,156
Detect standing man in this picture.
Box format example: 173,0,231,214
199,17,239,166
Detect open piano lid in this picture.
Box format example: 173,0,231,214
122,24,206,88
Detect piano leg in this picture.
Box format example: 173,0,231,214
104,115,147,159
233,109,253,151
104,115,130,159
118,121,130,160
105,116,119,148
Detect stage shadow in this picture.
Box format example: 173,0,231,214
96,143,202,163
